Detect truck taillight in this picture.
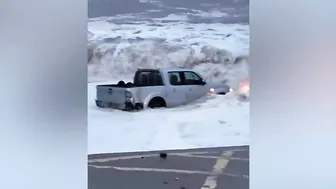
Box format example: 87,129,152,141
125,91,134,102
125,91,132,98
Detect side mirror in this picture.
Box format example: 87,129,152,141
197,80,206,85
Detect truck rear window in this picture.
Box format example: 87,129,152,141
133,71,164,86
168,72,183,85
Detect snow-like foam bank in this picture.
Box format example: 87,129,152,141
88,82,249,154
88,20,249,87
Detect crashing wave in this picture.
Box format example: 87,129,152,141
88,38,248,88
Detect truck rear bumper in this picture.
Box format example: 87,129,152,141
95,100,144,111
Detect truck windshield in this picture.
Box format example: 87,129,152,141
133,70,164,86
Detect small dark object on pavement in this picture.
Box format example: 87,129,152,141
159,153,167,159
180,187,186,189
163,181,168,184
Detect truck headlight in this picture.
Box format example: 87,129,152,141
209,88,216,94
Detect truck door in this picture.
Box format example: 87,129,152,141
182,71,208,101
165,72,189,107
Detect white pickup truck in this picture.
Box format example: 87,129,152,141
95,67,233,111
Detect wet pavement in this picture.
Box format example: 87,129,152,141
88,145,249,189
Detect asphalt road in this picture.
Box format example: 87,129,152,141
88,145,249,189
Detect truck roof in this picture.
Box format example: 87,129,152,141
160,67,192,72
137,67,192,73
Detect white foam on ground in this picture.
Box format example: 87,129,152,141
88,82,249,154
88,14,249,154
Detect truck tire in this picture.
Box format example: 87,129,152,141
117,80,126,86
126,82,133,87
148,97,166,109
134,103,144,110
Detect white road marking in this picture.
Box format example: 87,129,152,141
113,167,215,175
88,151,219,163
175,154,248,161
88,164,247,178
88,148,248,163
201,151,233,189
89,165,112,169
229,157,249,161
174,154,221,159
88,164,214,175
88,154,158,163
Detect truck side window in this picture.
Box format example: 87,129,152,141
183,72,202,85
168,72,182,86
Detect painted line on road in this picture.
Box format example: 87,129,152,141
89,165,112,169
88,154,158,163
201,151,233,189
88,151,219,163
113,166,215,175
88,164,213,175
229,157,249,161
175,154,249,161
88,147,248,163
88,164,247,178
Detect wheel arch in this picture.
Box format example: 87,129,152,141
144,94,167,108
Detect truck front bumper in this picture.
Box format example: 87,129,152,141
95,100,144,111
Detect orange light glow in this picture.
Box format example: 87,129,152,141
239,81,250,93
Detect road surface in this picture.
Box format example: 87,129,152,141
88,145,249,189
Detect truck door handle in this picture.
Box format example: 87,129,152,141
189,88,192,91
173,88,176,92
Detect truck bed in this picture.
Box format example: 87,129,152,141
97,82,157,88
97,84,137,88
97,82,137,88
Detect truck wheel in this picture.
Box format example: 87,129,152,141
117,81,126,87
135,103,143,110
148,97,166,109
126,82,133,87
